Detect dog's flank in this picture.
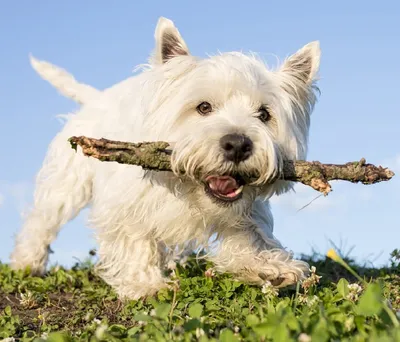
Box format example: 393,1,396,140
29,55,101,104
11,16,321,299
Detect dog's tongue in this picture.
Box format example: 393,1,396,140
206,176,239,197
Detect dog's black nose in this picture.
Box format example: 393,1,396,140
220,133,253,163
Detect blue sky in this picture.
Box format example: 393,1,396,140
1,1,399,268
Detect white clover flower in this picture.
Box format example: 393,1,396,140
348,283,362,292
94,323,108,340
19,290,37,309
261,281,279,297
307,295,319,307
167,260,177,270
195,328,205,338
344,316,354,331
302,266,322,292
298,333,311,342
298,294,319,307
84,312,94,322
346,283,363,301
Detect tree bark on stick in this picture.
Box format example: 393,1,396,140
69,136,395,195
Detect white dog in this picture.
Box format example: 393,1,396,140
11,17,320,299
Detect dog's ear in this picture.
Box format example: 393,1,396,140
153,17,190,64
280,41,320,85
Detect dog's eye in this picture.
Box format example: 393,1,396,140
197,102,213,115
258,106,271,123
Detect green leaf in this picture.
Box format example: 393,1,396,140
198,336,210,342
155,303,171,320
127,326,141,337
357,283,383,316
3,306,11,316
336,278,350,299
47,332,73,342
354,315,366,333
134,313,152,322
219,329,239,342
188,303,204,318
252,322,274,337
311,318,329,342
183,318,201,331
286,315,300,332
157,287,172,301
272,324,290,341
246,314,260,327
22,330,36,338
108,324,127,338
276,299,289,313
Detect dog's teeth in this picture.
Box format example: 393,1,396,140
234,185,244,195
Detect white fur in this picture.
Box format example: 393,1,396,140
11,17,321,299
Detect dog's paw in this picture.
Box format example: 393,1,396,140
259,270,306,288
10,247,50,276
236,253,310,288
116,278,171,301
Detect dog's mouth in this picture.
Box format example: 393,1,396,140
204,175,246,203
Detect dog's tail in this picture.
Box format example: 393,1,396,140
29,55,101,105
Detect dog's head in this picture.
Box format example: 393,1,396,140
143,17,320,211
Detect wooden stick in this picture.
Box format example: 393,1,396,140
69,136,395,195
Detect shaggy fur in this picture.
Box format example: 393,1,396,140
11,17,321,299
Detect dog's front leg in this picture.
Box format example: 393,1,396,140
211,223,309,288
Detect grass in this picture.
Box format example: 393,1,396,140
0,249,399,342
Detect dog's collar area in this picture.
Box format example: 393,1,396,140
204,174,245,203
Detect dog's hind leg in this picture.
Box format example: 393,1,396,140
10,129,94,275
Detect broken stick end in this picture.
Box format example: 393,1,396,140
69,137,78,152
